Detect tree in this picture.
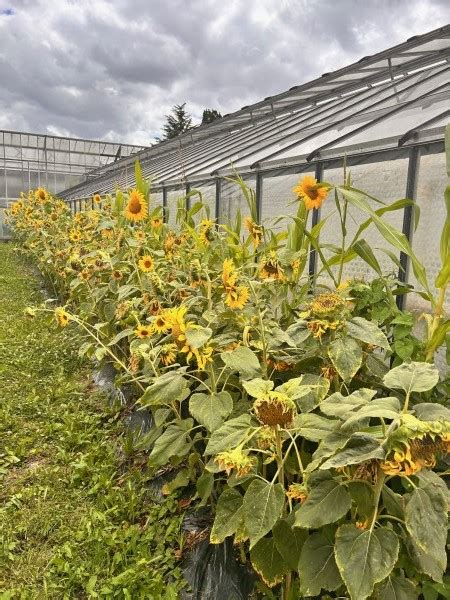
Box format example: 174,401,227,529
162,103,192,140
201,108,222,125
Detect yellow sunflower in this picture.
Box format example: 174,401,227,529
93,193,102,204
125,189,148,221
222,258,237,289
225,285,250,310
259,251,285,281
134,230,145,241
55,307,70,327
151,216,163,229
35,187,48,203
293,175,330,210
69,229,82,243
152,313,171,334
135,324,152,339
199,219,215,245
159,343,178,366
244,216,263,248
138,255,154,272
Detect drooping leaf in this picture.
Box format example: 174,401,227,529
294,413,338,442
298,530,342,597
347,316,390,351
210,488,245,544
405,487,447,577
348,480,376,523
196,471,214,505
189,391,233,432
285,320,311,345
204,414,252,455
374,573,418,600
341,396,401,430
250,537,287,587
220,346,262,380
294,479,351,528
185,325,212,349
383,362,440,394
328,337,363,382
292,374,330,412
405,534,444,583
335,525,399,600
320,388,376,418
273,518,307,571
320,434,385,469
243,480,285,548
139,372,189,408
243,378,274,398
148,420,193,467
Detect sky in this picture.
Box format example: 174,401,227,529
0,0,448,146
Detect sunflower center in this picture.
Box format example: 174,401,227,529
129,198,143,214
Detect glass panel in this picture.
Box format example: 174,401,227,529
167,188,185,228
220,176,256,225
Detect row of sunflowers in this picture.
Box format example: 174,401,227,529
6,159,449,599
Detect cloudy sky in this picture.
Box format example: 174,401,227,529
0,0,448,146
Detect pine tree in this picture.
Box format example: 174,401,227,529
162,103,192,140
201,108,222,125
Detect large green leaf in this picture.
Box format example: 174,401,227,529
405,487,447,577
210,488,245,544
341,396,401,430
220,346,261,380
189,391,233,432
374,574,418,599
243,378,274,398
273,518,307,571
294,413,338,442
335,525,399,600
347,316,390,351
185,325,212,348
320,434,385,469
243,480,285,548
139,372,189,408
298,530,342,597
348,480,376,523
383,362,439,394
320,388,376,418
328,337,362,382
250,537,287,587
148,420,193,467
405,534,444,583
294,478,351,528
204,414,252,455
291,374,330,412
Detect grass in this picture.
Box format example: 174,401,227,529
0,243,185,599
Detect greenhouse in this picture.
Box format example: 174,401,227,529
0,130,145,237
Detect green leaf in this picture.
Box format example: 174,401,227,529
139,372,189,408
292,374,330,412
243,378,274,398
405,487,447,577
320,388,376,418
220,346,261,380
161,468,190,495
298,530,342,596
348,481,375,522
295,478,351,528
383,362,439,394
353,238,383,275
204,414,252,455
342,396,401,430
374,574,418,599
196,471,214,505
243,480,285,548
405,535,444,583
335,525,399,600
347,316,390,351
210,488,245,544
273,518,307,571
285,320,311,345
294,413,338,442
189,391,233,432
328,337,363,382
250,537,287,587
148,420,193,467
185,326,212,349
320,434,385,469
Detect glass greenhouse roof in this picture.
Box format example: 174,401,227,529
60,25,449,200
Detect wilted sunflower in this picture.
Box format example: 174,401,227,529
55,307,70,327
244,216,263,248
286,483,308,503
112,269,123,280
215,448,255,477
253,392,296,427
259,251,284,281
293,175,330,210
307,318,340,339
138,255,154,272
93,193,102,204
225,285,250,310
125,189,148,221
135,324,152,339
159,343,178,366
101,228,114,239
199,219,215,245
309,292,346,317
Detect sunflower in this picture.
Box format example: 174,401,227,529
93,193,102,204
222,258,237,289
112,270,123,280
253,392,297,427
134,230,146,241
125,189,148,221
259,251,284,281
199,219,215,245
286,483,308,503
244,216,263,248
69,229,82,243
152,312,171,334
55,307,70,327
310,292,346,317
138,255,154,272
35,187,48,203
307,318,340,339
101,228,114,239
159,343,178,366
293,175,330,210
135,324,152,339
215,448,255,477
151,217,163,229
225,285,250,310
